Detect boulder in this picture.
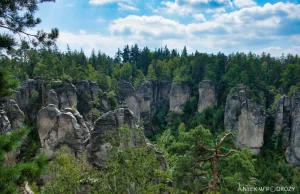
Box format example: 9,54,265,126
169,83,191,113
224,90,265,154
198,80,217,113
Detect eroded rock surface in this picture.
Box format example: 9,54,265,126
198,80,217,113
275,89,300,166
137,80,171,134
37,104,90,158
0,110,11,134
224,90,265,154
6,99,25,130
169,83,191,113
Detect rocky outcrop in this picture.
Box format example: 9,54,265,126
47,90,59,108
50,80,77,110
137,80,171,134
88,105,145,167
0,110,11,134
118,80,140,124
198,80,217,113
6,100,25,130
76,80,99,115
14,79,42,122
117,80,171,135
224,90,265,154
0,98,25,134
275,89,300,166
274,96,291,149
14,79,77,123
169,83,191,114
37,104,90,158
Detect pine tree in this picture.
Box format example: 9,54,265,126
0,0,59,50
0,127,47,193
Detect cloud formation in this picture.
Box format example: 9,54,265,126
156,0,232,15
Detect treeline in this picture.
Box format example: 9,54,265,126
2,44,300,106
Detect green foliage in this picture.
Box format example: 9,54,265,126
0,68,18,96
157,125,256,193
93,125,172,194
120,62,132,82
108,91,118,110
41,147,94,194
0,127,47,194
0,0,58,50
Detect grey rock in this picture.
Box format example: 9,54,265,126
6,99,25,129
277,88,300,166
47,90,59,108
0,110,11,134
51,80,77,110
76,80,99,115
37,104,90,158
169,82,191,113
14,79,42,122
274,96,291,149
198,80,217,113
88,105,145,168
118,80,140,124
137,80,171,134
118,79,171,135
224,90,265,154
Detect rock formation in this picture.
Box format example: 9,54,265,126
76,80,99,115
88,105,145,167
169,82,191,113
37,104,90,158
117,79,171,135
50,80,77,110
0,110,11,134
275,88,300,166
198,80,217,113
118,80,140,124
224,90,265,154
5,99,25,130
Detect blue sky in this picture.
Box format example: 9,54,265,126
35,0,300,57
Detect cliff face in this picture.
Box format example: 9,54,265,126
198,80,217,113
118,79,171,135
275,89,300,166
169,82,191,114
224,90,265,154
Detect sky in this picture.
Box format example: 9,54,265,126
35,0,300,57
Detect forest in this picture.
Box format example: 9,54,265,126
1,0,300,194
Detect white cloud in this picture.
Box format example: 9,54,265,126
109,15,186,39
66,3,73,7
118,3,138,11
193,14,206,22
255,46,300,56
54,2,300,57
89,0,130,6
155,0,232,15
79,30,86,35
57,31,126,56
233,0,256,8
